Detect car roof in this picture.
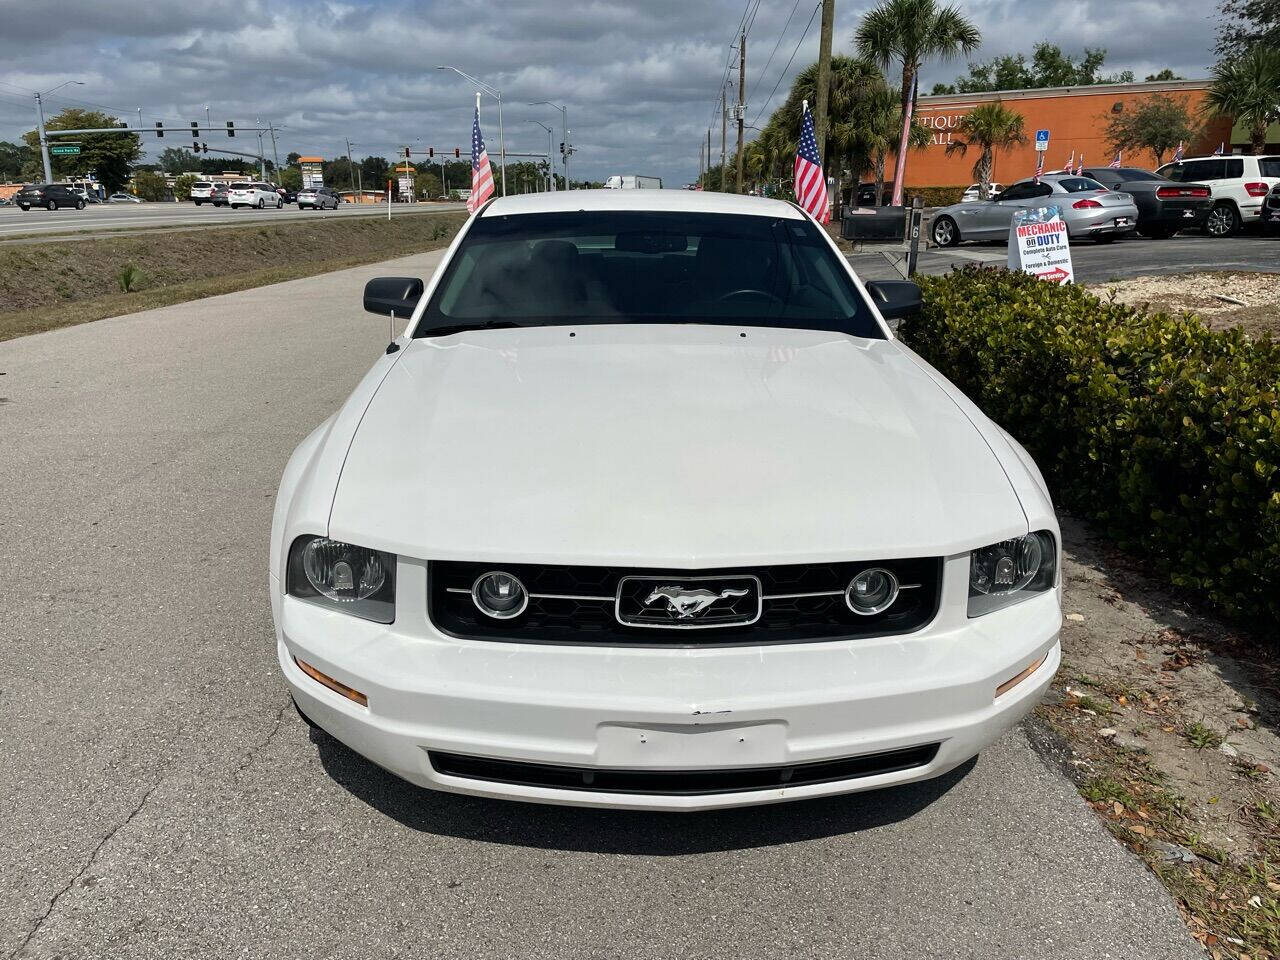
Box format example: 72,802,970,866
481,188,805,220
1162,154,1280,163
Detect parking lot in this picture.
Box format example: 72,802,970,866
848,227,1280,283
0,251,1208,960
0,200,465,240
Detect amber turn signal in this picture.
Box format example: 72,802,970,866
295,656,368,707
995,656,1045,698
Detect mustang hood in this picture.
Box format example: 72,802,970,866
327,325,1027,566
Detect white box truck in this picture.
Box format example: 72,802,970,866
604,175,663,189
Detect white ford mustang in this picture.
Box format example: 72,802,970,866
270,189,1061,811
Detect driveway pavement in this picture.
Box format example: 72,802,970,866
0,254,1204,959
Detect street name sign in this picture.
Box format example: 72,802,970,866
1008,205,1074,285
50,144,81,156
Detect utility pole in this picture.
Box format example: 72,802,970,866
720,85,728,192
699,140,704,188
814,0,836,166
345,138,357,196
34,93,52,184
255,119,267,180
267,123,281,181
707,128,712,189
735,32,746,193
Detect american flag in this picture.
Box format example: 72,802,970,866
1213,142,1225,156
794,102,830,223
1173,140,1184,162
1075,153,1085,175
1109,150,1122,168
468,105,495,213
1062,150,1075,174
1034,151,1044,183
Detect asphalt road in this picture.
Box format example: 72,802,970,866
0,255,1204,960
850,229,1280,283
0,199,466,240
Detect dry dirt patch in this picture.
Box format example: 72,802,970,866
1088,272,1280,339
1037,517,1280,959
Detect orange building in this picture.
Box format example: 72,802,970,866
888,79,1232,187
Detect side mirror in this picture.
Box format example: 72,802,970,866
866,280,922,328
363,276,424,317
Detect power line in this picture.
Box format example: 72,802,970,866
750,0,821,130
748,0,803,105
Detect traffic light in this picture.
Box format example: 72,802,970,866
226,120,235,138
559,142,565,156
428,147,433,158
191,121,199,137
192,140,200,152
454,147,460,158
156,120,163,138
200,142,209,154
404,146,411,159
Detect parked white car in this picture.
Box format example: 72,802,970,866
960,182,1004,202
271,190,1062,811
1155,154,1280,236
227,181,283,210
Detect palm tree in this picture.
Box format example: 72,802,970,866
1205,47,1280,154
845,84,931,205
856,0,980,195
944,101,1027,200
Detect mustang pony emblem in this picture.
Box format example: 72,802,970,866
643,585,749,619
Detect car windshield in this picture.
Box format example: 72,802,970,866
230,182,251,190
1057,177,1107,192
193,181,212,188
416,210,882,339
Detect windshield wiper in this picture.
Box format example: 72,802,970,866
416,320,523,338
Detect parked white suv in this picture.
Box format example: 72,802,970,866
270,190,1062,811
228,181,283,210
1155,154,1280,236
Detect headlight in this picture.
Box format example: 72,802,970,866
287,536,396,623
968,530,1057,617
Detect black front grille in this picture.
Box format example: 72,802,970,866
428,558,942,645
429,744,940,795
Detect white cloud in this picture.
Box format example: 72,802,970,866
0,0,1217,186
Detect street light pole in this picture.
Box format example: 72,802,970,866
530,101,569,190
526,120,554,191
435,65,506,195
32,80,84,183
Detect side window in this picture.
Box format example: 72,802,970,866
998,183,1028,201
1259,159,1280,178
1225,158,1244,178
1184,160,1226,181
1031,183,1054,198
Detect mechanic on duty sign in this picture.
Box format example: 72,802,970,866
1008,205,1074,284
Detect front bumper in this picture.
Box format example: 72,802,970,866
273,556,1061,811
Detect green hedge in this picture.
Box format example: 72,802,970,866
902,267,1280,630
907,185,966,207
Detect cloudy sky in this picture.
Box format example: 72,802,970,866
0,0,1224,186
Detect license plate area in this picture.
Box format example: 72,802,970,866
1114,217,1130,226
596,721,787,767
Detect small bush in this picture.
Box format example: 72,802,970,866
116,263,143,293
903,267,1280,632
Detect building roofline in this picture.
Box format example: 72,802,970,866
919,78,1210,108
